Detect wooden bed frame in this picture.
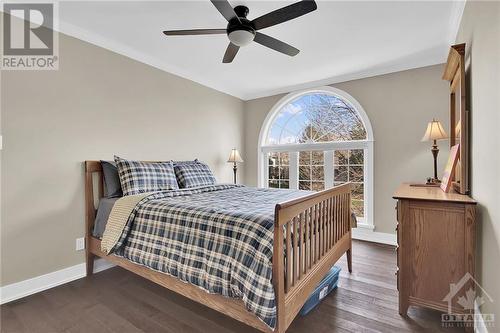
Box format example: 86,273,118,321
85,160,353,333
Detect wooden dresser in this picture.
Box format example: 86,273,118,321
393,183,476,317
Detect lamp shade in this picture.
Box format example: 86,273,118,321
421,119,448,142
227,149,244,163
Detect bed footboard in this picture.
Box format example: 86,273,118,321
273,183,352,333
85,160,351,333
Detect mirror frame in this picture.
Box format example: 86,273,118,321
442,43,469,194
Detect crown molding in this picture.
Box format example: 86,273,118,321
60,18,448,101
240,56,445,100
2,4,465,101
57,18,244,100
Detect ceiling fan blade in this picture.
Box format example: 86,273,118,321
223,42,239,63
254,32,299,56
210,0,241,23
251,0,317,30
163,29,226,36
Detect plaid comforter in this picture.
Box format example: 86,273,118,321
110,184,310,330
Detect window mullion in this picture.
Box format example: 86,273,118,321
289,151,299,190
264,152,269,188
364,146,371,225
324,150,334,189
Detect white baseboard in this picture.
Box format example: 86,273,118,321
1,227,395,305
475,300,490,333
352,226,397,246
0,259,115,305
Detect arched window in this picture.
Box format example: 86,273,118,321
258,87,374,227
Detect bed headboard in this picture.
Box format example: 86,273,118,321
85,161,104,238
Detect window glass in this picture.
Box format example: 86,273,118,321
333,149,364,217
298,151,324,191
268,152,290,189
267,93,367,145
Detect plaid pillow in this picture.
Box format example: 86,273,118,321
174,160,217,188
114,156,179,196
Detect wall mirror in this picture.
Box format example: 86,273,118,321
443,43,469,194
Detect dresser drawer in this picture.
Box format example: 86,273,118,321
395,244,399,268
395,202,400,246
395,223,399,246
395,268,399,291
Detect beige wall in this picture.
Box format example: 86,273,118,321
4,6,495,297
456,0,500,324
0,31,245,286
243,65,450,234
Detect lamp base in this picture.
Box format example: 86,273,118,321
410,182,440,187
431,142,440,183
426,177,441,185
233,163,237,184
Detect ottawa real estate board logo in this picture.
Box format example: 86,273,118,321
441,272,495,329
2,2,59,70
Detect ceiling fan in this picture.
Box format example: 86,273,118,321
163,0,317,63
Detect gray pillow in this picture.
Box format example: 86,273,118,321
93,197,119,238
100,160,123,198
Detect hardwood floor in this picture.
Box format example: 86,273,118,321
1,240,463,333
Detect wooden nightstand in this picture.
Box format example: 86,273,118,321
393,183,477,319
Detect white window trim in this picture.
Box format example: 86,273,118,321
257,86,375,229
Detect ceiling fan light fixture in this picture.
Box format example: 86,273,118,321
162,0,318,62
228,29,255,47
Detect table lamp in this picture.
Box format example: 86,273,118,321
421,119,448,183
227,148,244,184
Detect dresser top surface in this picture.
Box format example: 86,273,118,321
393,183,476,204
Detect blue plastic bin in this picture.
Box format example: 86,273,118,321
299,265,341,316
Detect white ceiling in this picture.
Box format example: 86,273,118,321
57,1,465,100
